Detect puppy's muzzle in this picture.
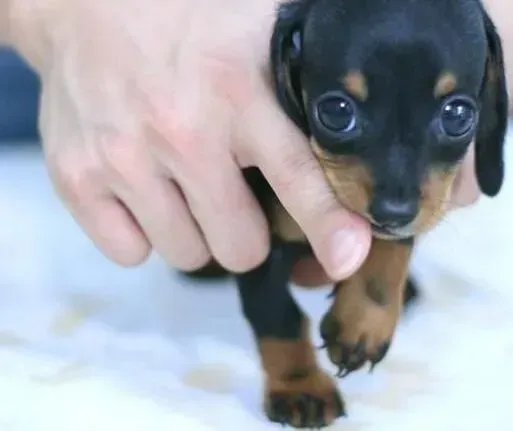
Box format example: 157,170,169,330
369,197,418,228
369,197,418,239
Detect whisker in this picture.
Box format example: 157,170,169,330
419,204,464,237
427,195,472,211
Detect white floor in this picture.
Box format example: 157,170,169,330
1,137,513,431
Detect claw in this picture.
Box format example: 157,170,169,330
296,395,308,426
335,396,347,418
369,341,391,369
331,340,368,378
266,389,346,428
337,368,351,378
313,397,325,426
269,396,291,425
320,314,341,343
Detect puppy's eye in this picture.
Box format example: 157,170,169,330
440,98,477,137
316,96,356,132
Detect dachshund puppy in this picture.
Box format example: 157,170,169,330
234,0,508,428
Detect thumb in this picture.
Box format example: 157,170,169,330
238,95,371,280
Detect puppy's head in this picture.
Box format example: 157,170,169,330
271,0,508,239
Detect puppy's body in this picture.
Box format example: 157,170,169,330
188,0,508,428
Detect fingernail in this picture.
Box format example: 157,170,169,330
330,228,367,279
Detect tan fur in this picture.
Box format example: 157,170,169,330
415,166,458,233
312,140,373,216
259,320,318,382
322,239,413,365
311,139,458,236
259,320,344,426
434,71,458,98
270,199,306,242
342,70,369,102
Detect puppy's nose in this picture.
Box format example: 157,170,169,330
369,198,417,229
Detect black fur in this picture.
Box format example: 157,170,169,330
270,1,310,134
475,8,509,196
236,238,310,339
271,0,508,203
186,0,507,301
180,3,509,426
238,1,507,427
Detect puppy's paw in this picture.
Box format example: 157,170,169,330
320,278,398,377
265,369,346,428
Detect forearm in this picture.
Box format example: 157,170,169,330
0,0,12,44
1,0,57,72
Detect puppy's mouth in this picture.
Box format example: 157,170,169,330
370,222,415,240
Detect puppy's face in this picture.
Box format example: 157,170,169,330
271,0,508,239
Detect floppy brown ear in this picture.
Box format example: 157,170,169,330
475,10,509,197
270,0,310,135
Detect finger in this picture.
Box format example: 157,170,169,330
146,83,270,272
174,152,270,273
114,178,212,271
97,133,211,270
39,84,152,267
239,94,371,280
52,168,151,266
291,256,333,287
450,142,480,209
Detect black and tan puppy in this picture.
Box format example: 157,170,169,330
232,0,509,428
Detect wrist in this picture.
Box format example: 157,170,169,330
5,0,62,72
0,0,12,45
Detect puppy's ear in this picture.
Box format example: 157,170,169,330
475,10,509,197
270,0,309,135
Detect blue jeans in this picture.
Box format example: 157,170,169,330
0,48,40,142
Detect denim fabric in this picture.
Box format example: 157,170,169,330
0,48,40,142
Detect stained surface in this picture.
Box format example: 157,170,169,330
1,134,513,430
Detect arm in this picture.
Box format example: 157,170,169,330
0,0,55,71
0,0,12,44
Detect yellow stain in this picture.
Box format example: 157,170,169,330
31,361,88,385
0,331,25,347
181,363,235,394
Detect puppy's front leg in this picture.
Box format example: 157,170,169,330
235,241,346,428
320,238,413,377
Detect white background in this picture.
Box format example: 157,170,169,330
1,135,513,430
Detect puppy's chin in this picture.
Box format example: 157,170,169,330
371,228,414,241
369,207,450,241
368,221,415,241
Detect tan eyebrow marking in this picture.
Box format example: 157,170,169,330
434,71,458,98
341,70,368,102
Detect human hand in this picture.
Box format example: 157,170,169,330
11,0,370,279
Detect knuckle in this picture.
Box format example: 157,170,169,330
145,99,203,162
200,52,255,109
49,149,101,203
162,117,204,163
96,133,140,184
